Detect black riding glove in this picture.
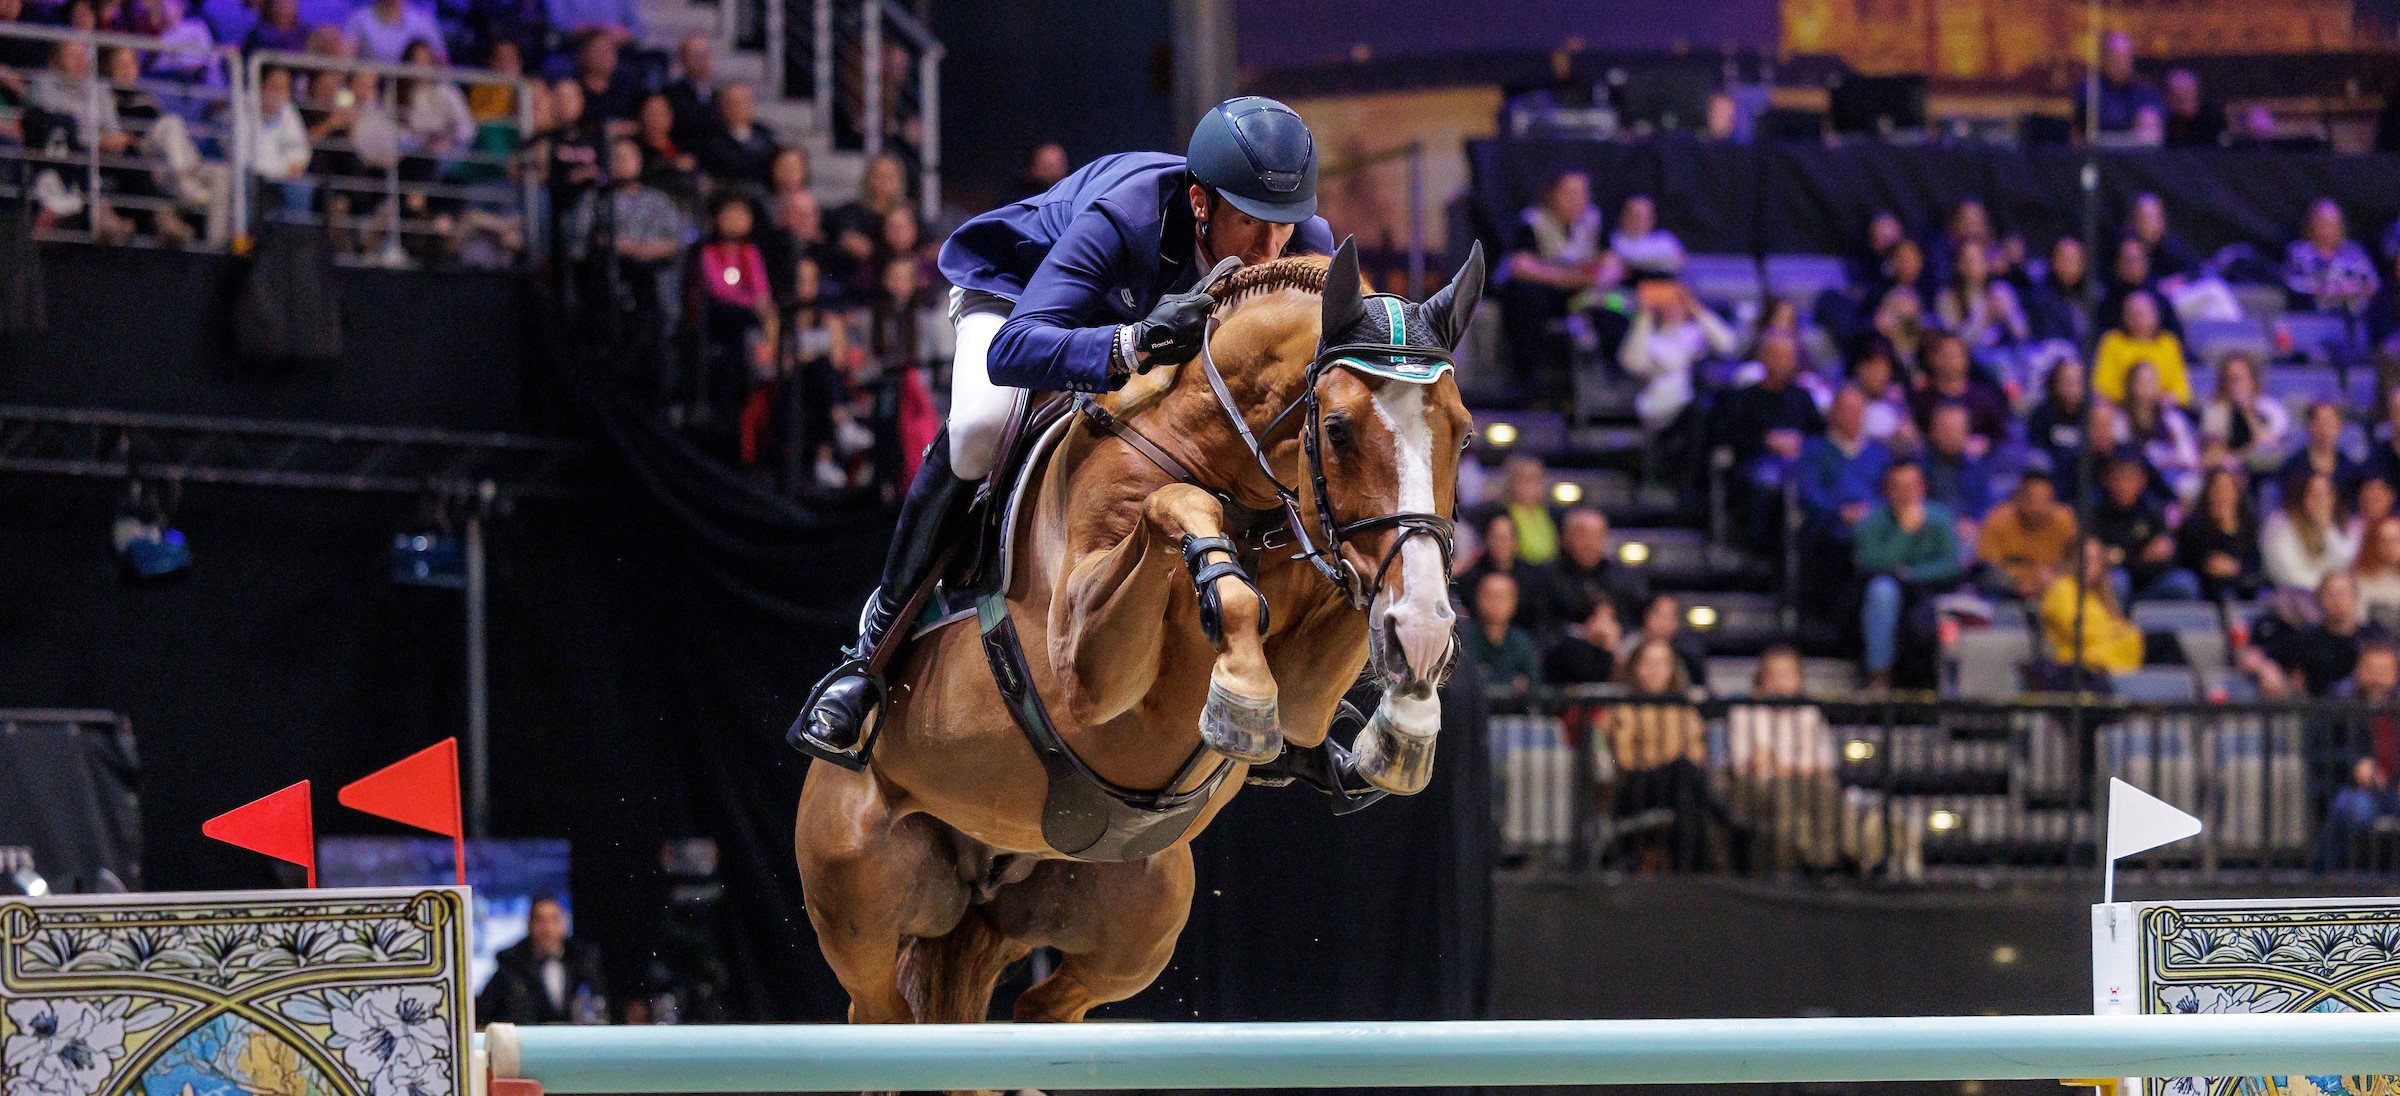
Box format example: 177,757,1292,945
1127,287,1214,368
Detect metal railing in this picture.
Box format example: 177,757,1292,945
798,0,938,212
1488,687,2396,883
1,24,245,248
242,50,537,267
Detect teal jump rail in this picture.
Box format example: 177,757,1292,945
483,1012,2400,1093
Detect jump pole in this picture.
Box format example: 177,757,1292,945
484,1012,2400,1093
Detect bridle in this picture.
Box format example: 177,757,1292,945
1188,303,1458,613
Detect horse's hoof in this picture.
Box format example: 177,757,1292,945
1199,676,1282,763
1351,706,1436,795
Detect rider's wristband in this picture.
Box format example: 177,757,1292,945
1110,324,1140,381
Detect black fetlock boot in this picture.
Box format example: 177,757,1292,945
788,437,978,769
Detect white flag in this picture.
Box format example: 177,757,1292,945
2106,777,2202,862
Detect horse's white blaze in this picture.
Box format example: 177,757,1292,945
1370,381,1453,686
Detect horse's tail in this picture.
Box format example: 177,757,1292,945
895,908,1023,1024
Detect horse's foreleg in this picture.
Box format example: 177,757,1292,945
1051,484,1281,761
1352,685,1444,795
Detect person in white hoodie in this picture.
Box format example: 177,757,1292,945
1618,280,1736,433
248,66,313,217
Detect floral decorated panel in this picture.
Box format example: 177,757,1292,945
2137,898,2400,1096
1,888,470,1096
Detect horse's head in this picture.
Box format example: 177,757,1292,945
1197,239,1482,696
1310,239,1481,694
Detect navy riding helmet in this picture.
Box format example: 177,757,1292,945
1185,96,1319,224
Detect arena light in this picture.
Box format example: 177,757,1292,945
1929,810,1961,833
1484,422,1518,448
1550,482,1583,505
392,531,466,589
1991,945,2019,967
1618,542,1650,565
1843,739,1875,762
1685,604,1717,630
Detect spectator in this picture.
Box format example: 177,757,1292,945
2026,236,2096,346
2264,570,2378,697
1933,240,2028,352
2352,477,2395,548
1455,511,1550,635
1845,209,1906,289
827,150,912,274
852,203,932,301
241,0,309,52
2042,537,2148,676
2280,401,2363,502
1725,644,1839,874
569,139,683,324
1544,597,1623,686
1855,461,1965,689
766,145,810,200
2232,103,2282,146
1908,332,2007,452
2286,198,2381,314
2026,357,2092,498
1930,198,1993,285
683,190,779,433
1603,637,1711,871
1714,332,1827,546
2121,359,2201,503
1610,194,1683,277
2264,471,2359,594
1796,385,1892,548
2161,69,2226,148
686,80,779,186
2198,354,2290,476
761,187,828,307
477,896,606,1024
1619,280,1735,436
1629,591,1709,686
196,0,254,48
1542,507,1649,641
1002,140,1070,205
0,0,41,106
540,76,604,226
1869,241,1930,374
1846,339,1916,448
27,40,132,239
662,33,715,150
465,38,522,123
397,38,471,165
545,0,638,49
2093,291,2190,406
2355,515,2400,630
2093,451,2201,603
2125,193,2204,285
1489,454,1560,565
1920,401,1995,527
1498,170,1613,383
1977,470,2078,601
2311,754,2398,873
1463,571,1542,691
99,45,194,245
246,65,312,216
2073,31,2163,137
2178,466,2264,602
2372,256,2400,362
340,0,441,63
2368,389,2400,496
631,91,697,203
569,31,637,131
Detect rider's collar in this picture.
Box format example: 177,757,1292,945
1320,294,1454,384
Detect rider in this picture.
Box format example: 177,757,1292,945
791,96,1334,767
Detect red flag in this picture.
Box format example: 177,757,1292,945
339,738,465,884
202,781,316,887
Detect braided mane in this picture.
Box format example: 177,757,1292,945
1209,255,1329,307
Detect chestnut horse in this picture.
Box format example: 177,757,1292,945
794,241,1482,1036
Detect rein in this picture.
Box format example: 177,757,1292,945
1085,303,1457,613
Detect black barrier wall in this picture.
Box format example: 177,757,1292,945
1469,139,2400,258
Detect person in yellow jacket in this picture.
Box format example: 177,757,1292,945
2041,537,2147,673
2092,290,2191,405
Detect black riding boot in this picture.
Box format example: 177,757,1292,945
788,436,978,768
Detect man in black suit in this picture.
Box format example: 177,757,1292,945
477,896,607,1024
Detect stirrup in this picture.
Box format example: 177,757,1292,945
787,656,887,772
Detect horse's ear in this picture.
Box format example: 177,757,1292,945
1421,241,1485,349
1322,236,1364,340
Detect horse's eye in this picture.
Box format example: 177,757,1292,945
1324,415,1353,449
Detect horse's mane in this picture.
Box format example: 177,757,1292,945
1209,255,1329,308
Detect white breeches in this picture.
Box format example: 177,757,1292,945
946,290,1019,480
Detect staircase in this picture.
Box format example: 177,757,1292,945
632,0,940,213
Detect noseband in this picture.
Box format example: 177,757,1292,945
1191,313,1457,612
